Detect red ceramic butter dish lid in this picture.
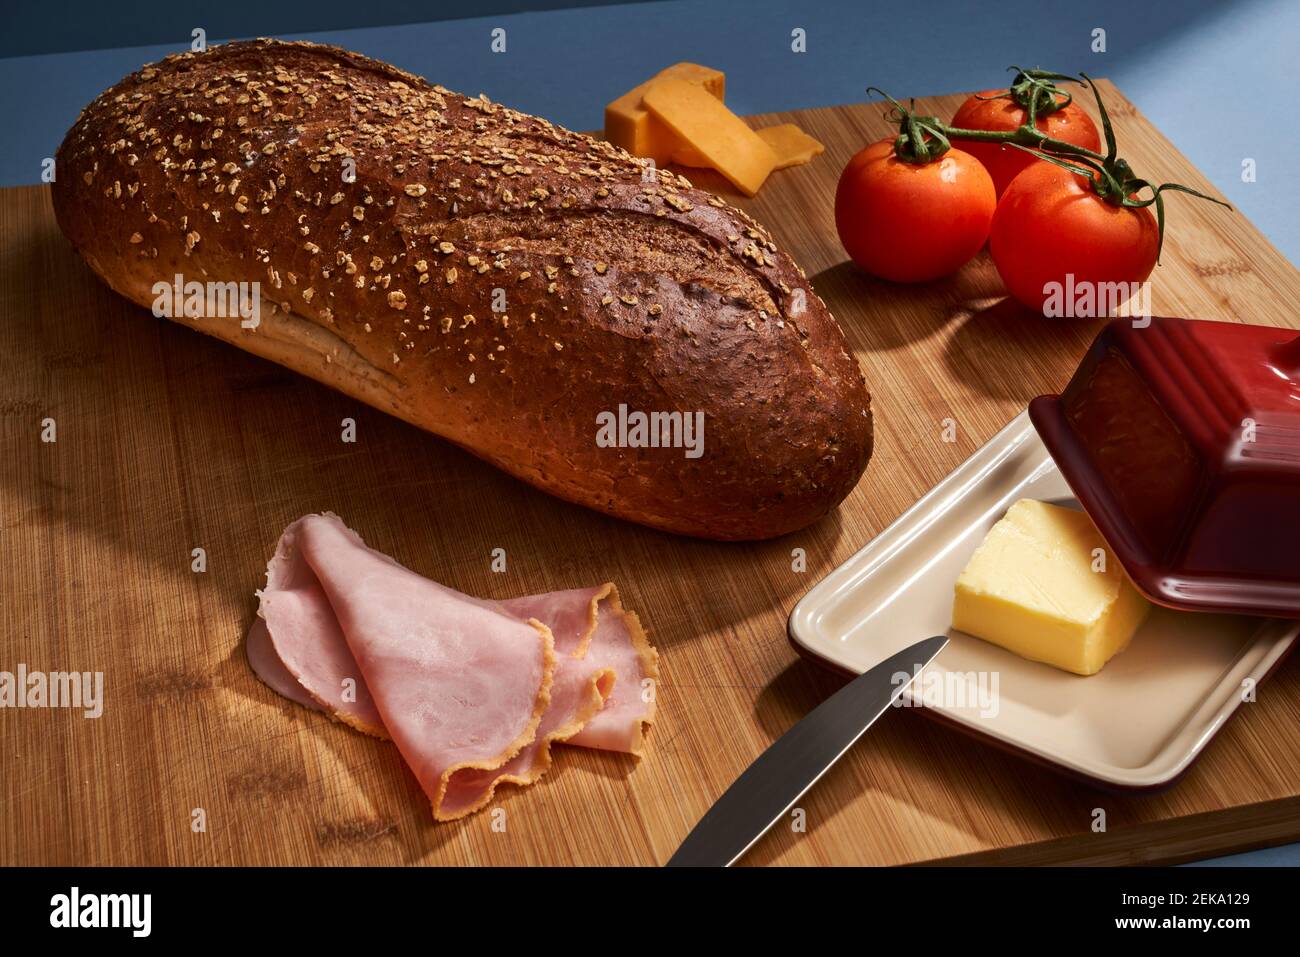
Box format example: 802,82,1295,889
1029,316,1300,618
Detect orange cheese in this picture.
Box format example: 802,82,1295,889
674,124,823,171
604,63,725,166
668,144,711,168
641,79,777,196
756,124,825,170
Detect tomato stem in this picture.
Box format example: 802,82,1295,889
1073,73,1231,258
872,74,1107,165
940,123,1106,161
978,67,1080,121
869,71,1233,258
866,87,952,165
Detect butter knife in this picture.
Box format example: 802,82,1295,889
667,635,948,867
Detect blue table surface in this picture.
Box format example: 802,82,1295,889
2,0,1297,866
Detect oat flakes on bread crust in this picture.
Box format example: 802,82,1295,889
53,38,872,539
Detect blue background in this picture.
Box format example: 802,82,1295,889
2,0,1297,866
3,0,1297,261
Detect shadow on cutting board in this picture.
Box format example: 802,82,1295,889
944,297,1106,403
812,260,985,354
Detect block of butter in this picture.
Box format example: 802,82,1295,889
953,499,1151,675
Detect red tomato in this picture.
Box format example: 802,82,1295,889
835,139,996,283
989,162,1159,314
951,90,1101,195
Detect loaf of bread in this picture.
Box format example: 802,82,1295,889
53,39,871,540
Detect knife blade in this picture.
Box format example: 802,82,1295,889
667,634,948,867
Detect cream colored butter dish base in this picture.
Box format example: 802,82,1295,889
788,411,1299,789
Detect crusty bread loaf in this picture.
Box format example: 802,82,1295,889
53,39,871,540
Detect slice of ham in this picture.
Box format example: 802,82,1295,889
245,617,321,714
500,586,656,754
256,519,385,736
247,513,656,820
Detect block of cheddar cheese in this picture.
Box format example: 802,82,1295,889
952,499,1151,676
604,63,725,166
641,78,778,196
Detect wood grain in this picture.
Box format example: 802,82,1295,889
2,80,1298,866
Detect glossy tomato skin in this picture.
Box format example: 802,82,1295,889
835,139,996,283
951,90,1101,195
989,162,1159,313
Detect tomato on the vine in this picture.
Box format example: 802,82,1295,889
989,162,1159,313
951,90,1100,195
835,138,995,283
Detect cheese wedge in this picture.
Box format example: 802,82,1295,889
757,124,825,170
641,79,777,196
952,499,1151,676
675,124,824,171
604,66,820,186
604,63,725,166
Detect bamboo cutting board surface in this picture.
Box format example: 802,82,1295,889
3,80,1300,867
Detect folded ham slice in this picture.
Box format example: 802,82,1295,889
248,513,656,820
245,617,321,714
256,519,387,736
501,587,655,754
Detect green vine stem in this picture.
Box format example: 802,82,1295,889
869,72,1104,166
980,67,1080,122
869,71,1232,258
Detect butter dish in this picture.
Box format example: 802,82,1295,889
788,412,1298,788
1029,317,1300,618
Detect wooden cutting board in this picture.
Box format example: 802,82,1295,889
3,80,1299,867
